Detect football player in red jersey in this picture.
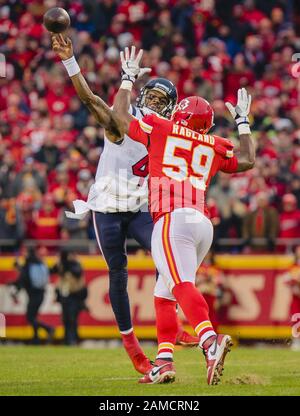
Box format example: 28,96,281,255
109,89,254,385
120,90,255,385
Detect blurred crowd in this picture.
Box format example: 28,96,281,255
1,0,300,253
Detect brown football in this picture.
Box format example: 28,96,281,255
43,7,70,33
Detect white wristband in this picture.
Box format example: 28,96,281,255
238,124,251,135
62,56,80,77
120,80,133,91
236,116,251,135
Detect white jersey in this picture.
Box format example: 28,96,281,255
66,106,149,219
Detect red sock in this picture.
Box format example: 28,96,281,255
121,331,145,358
173,282,216,347
155,296,179,359
121,331,152,374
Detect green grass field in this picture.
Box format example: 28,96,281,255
0,345,300,396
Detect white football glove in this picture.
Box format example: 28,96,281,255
120,46,151,84
225,88,252,135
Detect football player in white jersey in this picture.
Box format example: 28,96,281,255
52,36,198,375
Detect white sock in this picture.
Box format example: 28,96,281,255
156,351,173,360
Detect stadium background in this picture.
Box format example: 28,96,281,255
0,0,300,343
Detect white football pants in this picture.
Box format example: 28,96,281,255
152,208,213,301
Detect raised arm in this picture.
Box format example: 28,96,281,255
237,133,256,172
225,88,255,172
111,46,151,133
72,72,126,140
51,34,130,142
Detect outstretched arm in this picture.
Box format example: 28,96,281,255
72,72,127,140
225,88,255,172
111,46,151,137
51,34,131,142
237,133,256,172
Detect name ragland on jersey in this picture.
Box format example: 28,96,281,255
172,124,215,145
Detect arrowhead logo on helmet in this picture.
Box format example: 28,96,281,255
172,96,215,134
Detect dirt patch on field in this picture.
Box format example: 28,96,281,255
225,374,266,385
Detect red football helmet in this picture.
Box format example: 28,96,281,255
172,96,214,133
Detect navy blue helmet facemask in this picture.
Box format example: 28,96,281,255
136,77,178,118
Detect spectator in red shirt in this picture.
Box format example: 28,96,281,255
223,53,254,102
242,0,266,29
260,68,282,98
52,114,78,150
49,165,76,207
117,0,149,41
46,79,72,116
19,12,44,39
32,193,61,242
207,197,221,228
279,194,300,246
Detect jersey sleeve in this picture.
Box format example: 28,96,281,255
213,135,239,173
219,155,239,173
128,114,156,148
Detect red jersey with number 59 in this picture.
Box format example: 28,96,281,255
128,114,238,223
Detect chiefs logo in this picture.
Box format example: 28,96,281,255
177,98,190,111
